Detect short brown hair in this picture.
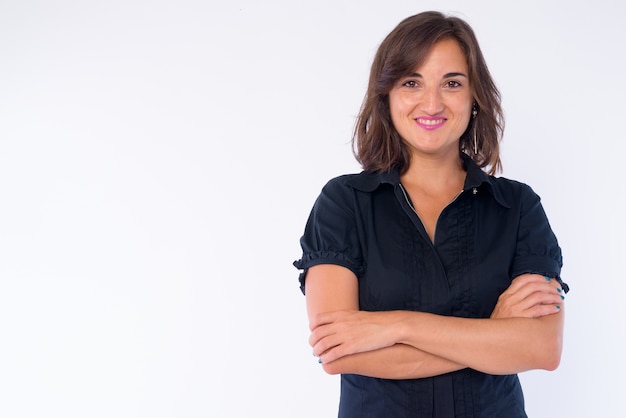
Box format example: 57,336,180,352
352,11,504,175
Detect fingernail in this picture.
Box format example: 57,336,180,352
318,358,323,364
557,288,562,293
556,305,561,309
560,295,565,300
544,276,551,281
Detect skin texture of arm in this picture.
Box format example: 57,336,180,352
306,264,565,378
305,264,465,378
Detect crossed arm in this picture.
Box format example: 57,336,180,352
306,264,565,379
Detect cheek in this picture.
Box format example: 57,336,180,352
389,93,413,121
456,101,473,125
388,94,401,126
389,103,410,134
461,108,472,125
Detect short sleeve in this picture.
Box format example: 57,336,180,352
510,184,569,293
293,177,364,295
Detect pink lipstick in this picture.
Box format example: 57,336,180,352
415,116,446,130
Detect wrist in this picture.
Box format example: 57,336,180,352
395,310,420,346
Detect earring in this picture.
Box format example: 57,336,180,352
473,129,478,155
472,104,478,154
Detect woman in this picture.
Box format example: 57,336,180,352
293,11,568,417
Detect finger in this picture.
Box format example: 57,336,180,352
309,323,336,348
527,292,564,307
317,344,342,364
310,321,358,357
505,274,553,295
311,331,339,357
502,276,562,303
498,283,552,309
314,334,353,363
523,303,562,318
537,275,565,296
508,274,547,288
309,311,340,331
511,283,564,310
545,277,564,294
492,280,564,319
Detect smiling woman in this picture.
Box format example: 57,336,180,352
293,10,568,418
389,39,473,162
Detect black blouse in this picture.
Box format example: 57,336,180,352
294,154,567,418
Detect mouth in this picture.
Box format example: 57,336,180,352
415,117,446,130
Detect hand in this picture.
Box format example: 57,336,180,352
309,310,399,364
491,274,564,319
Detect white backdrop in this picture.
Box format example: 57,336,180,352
1,0,624,417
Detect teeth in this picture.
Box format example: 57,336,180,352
418,119,444,125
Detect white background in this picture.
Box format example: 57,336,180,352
1,0,624,417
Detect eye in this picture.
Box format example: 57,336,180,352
401,80,419,88
444,80,462,88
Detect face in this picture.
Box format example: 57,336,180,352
389,38,473,160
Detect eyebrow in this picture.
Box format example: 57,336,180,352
408,72,468,78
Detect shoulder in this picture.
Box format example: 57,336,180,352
463,154,537,206
317,174,359,201
308,174,361,216
322,173,360,189
321,170,396,195
311,171,395,218
489,176,535,194
486,176,540,208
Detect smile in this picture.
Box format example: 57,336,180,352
415,117,446,130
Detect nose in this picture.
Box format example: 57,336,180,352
420,86,444,115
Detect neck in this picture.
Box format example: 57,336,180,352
401,152,466,192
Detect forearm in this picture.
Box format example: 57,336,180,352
321,343,465,379
398,307,564,375
307,267,565,376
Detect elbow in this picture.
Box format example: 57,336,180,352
533,310,565,372
538,335,563,371
542,348,562,371
540,353,561,371
321,361,342,375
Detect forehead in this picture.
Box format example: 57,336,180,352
411,38,468,73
